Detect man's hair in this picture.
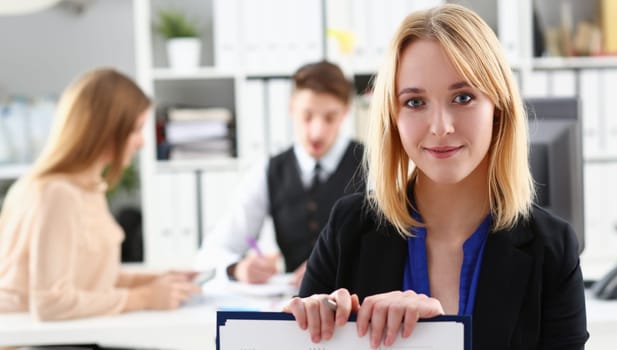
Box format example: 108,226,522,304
292,60,352,105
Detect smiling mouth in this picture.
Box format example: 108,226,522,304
426,146,463,153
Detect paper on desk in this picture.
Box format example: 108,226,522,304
219,318,464,349
225,273,298,297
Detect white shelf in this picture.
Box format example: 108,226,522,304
155,157,239,173
584,154,617,164
533,56,617,70
0,164,30,180
152,67,299,81
152,67,238,80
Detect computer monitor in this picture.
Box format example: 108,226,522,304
525,97,585,253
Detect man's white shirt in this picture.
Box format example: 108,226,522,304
195,135,352,275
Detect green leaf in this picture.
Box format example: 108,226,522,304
154,9,199,39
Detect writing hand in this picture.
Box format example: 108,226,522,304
234,252,278,284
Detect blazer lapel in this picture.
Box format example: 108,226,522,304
473,223,533,349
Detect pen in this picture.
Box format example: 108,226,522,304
246,236,264,257
321,297,337,311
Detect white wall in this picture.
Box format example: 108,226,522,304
0,0,135,98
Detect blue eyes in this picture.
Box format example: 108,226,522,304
403,93,474,109
453,94,472,104
405,98,425,108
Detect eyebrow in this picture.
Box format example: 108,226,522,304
397,81,470,96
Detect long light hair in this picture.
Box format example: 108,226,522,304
31,68,151,187
365,4,534,236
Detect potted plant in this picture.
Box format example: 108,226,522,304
154,9,201,71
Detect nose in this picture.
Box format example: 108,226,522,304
429,107,455,137
308,117,327,140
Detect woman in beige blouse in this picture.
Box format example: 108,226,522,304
0,68,201,321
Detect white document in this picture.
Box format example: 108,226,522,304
225,273,298,297
218,314,467,350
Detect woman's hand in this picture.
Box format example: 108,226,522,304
283,288,360,343
284,289,444,349
143,271,201,310
357,290,444,349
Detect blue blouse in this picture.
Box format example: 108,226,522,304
402,214,491,315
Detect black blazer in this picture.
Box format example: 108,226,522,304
299,193,589,350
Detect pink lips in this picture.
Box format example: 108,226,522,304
425,145,463,159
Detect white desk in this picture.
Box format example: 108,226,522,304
1,287,616,350
0,303,216,349
0,276,291,350
584,291,617,350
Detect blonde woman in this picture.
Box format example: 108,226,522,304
0,68,200,321
284,4,588,350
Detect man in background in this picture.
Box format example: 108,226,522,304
196,60,365,286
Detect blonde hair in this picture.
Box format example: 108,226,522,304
31,68,151,187
365,4,534,236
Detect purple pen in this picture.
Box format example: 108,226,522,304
246,236,264,257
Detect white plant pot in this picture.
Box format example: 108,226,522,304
166,38,201,71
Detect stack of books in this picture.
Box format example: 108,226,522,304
164,107,234,160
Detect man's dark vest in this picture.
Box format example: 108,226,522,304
267,141,365,272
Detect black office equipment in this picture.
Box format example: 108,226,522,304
525,97,585,253
592,264,617,300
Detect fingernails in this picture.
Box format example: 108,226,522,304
385,336,393,346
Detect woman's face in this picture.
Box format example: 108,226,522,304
395,39,494,185
121,109,148,167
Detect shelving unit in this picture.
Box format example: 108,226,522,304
497,0,617,279
133,0,325,267
133,0,617,279
151,67,238,80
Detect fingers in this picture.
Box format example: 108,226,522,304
356,291,446,349
384,302,406,346
238,255,278,284
162,272,192,283
305,295,323,343
282,290,354,344
151,273,203,310
282,297,308,330
367,296,387,349
168,269,199,279
265,252,280,263
283,289,445,348
356,295,373,336
184,271,200,280
319,296,335,340
330,288,353,327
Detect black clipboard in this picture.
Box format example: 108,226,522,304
217,310,471,350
